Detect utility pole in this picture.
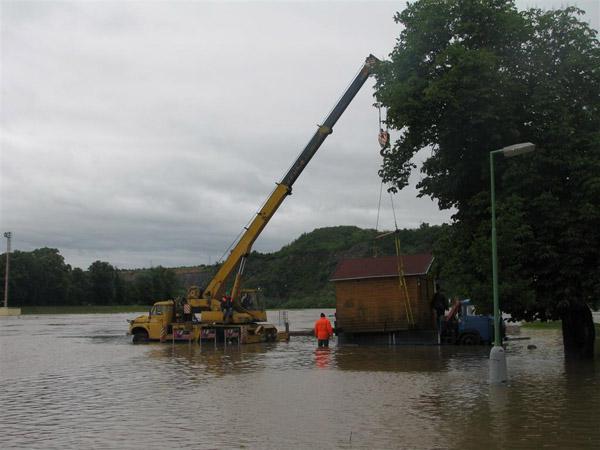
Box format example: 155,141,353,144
3,232,11,308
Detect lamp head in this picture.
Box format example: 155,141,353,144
500,142,535,157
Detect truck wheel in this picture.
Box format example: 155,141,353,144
459,332,481,345
132,329,149,343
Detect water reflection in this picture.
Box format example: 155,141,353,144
314,348,332,369
142,342,273,378
334,345,453,372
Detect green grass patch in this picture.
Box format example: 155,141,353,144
21,305,149,315
520,321,562,329
521,321,600,337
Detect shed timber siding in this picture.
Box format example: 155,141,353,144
332,254,435,334
335,276,433,332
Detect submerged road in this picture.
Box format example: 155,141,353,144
1,309,599,449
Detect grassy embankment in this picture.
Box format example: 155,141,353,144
521,321,562,329
21,305,148,315
521,321,600,335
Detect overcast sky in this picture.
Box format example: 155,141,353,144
1,1,598,269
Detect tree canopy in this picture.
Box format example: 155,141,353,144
375,0,600,326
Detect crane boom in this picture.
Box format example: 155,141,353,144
204,54,380,302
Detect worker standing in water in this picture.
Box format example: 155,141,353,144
314,313,333,348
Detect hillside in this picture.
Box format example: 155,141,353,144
168,224,442,308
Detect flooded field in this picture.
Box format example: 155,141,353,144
1,310,599,449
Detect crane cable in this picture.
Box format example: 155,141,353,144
375,103,413,327
373,102,387,257
389,192,415,327
375,180,384,232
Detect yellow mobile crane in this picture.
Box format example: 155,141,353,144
128,54,379,344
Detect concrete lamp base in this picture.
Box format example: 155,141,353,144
489,345,508,384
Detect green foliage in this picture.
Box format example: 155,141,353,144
68,267,88,305
126,266,181,304
88,261,118,305
376,1,600,319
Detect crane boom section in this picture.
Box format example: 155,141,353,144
204,184,289,299
204,55,379,301
281,54,379,187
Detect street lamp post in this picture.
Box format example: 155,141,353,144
489,143,535,384
3,232,12,309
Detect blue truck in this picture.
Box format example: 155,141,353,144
440,299,504,345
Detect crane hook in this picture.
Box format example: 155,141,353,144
373,102,390,152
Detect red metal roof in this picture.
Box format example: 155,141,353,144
330,253,434,281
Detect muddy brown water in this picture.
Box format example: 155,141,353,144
1,310,599,449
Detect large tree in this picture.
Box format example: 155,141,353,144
375,0,600,357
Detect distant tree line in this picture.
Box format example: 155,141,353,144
0,247,180,307
0,225,442,308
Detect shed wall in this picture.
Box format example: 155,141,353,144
335,275,434,333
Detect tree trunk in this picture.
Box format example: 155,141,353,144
559,299,595,360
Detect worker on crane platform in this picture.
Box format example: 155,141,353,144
221,292,234,322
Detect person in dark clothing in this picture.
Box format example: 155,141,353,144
430,284,447,329
183,300,192,323
221,292,234,322
241,292,253,310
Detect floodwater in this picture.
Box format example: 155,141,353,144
1,310,599,449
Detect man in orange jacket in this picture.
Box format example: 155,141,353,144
314,313,333,348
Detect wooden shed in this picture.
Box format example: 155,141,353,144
330,253,435,344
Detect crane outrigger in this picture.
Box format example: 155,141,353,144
128,54,380,344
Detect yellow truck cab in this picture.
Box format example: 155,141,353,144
129,300,174,343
